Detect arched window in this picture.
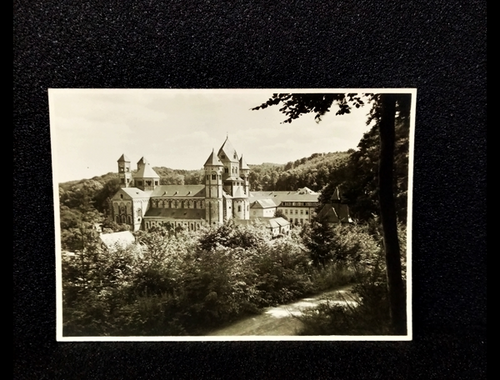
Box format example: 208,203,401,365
121,215,126,223
115,215,120,223
127,215,132,224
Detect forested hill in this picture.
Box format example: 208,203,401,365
248,151,351,192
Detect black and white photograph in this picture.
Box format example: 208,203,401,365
50,88,415,341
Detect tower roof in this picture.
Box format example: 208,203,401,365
331,187,341,202
117,154,130,162
137,157,148,166
134,158,159,178
218,136,238,162
204,149,223,167
239,154,250,170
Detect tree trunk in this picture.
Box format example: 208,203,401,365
378,94,406,335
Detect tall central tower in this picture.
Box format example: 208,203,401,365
216,137,249,220
204,149,224,226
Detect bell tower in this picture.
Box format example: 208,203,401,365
204,149,224,226
117,154,132,188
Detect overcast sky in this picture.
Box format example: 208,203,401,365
49,89,377,183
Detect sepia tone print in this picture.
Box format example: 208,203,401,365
50,89,415,341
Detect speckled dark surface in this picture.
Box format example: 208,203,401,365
14,1,486,378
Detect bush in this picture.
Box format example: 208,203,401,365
297,278,392,336
62,222,390,336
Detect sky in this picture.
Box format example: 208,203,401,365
49,89,377,183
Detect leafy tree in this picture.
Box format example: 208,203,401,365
252,92,411,334
274,209,287,220
93,177,121,213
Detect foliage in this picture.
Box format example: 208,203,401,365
297,279,393,336
62,216,389,336
318,112,410,224
253,92,410,334
301,221,383,270
248,152,349,192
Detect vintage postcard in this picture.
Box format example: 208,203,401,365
49,88,416,341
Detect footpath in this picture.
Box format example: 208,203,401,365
207,284,356,336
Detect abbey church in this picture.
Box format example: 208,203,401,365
109,137,348,234
111,137,256,232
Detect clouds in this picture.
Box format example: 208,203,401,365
49,89,373,182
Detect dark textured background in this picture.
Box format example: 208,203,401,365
13,0,486,378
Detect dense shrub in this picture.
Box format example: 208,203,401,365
62,220,392,336
297,223,408,336
297,278,394,336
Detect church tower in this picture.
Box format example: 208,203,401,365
239,154,250,195
204,149,224,226
216,137,249,221
134,157,160,191
117,154,132,188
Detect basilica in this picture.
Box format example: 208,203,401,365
109,137,337,234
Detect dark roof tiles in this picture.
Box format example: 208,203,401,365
151,185,205,197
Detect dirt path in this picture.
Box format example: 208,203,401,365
207,284,356,336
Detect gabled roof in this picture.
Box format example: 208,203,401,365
112,187,151,199
239,155,250,170
117,154,130,162
144,208,205,220
217,137,238,162
204,149,224,167
100,231,135,251
251,199,277,209
151,185,205,197
249,191,319,204
274,217,290,227
316,203,351,223
297,187,319,195
135,158,160,179
254,217,290,229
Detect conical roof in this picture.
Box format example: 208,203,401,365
204,149,223,167
218,136,238,162
239,154,250,170
117,154,130,162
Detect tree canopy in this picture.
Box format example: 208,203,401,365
252,92,412,335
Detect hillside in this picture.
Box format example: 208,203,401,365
247,151,351,192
